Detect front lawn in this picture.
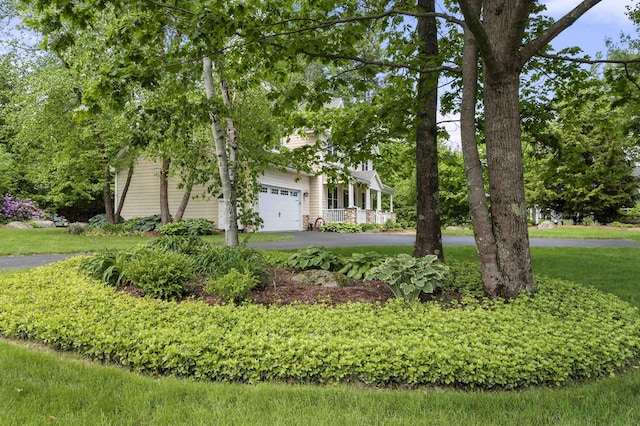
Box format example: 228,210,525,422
443,225,640,242
1,245,640,424
0,227,291,256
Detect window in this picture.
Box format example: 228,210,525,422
326,141,335,156
259,186,268,193
343,189,349,208
362,193,366,209
360,161,369,171
280,190,289,196
290,191,298,197
271,188,279,194
327,187,338,209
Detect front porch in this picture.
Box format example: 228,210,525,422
320,178,395,225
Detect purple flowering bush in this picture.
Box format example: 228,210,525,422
0,195,46,223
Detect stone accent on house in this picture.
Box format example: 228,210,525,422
366,209,376,224
345,208,357,224
302,214,310,231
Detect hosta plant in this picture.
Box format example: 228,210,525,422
366,254,449,301
285,246,345,271
338,252,385,279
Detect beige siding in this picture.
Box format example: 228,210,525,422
115,158,218,222
309,176,322,220
282,132,318,149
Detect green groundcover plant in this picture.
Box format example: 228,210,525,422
0,259,639,389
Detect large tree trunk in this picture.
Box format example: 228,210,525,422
203,56,240,246
459,0,504,298
413,0,443,261
483,71,534,297
159,157,172,225
114,162,134,223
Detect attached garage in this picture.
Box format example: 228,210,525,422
258,185,301,231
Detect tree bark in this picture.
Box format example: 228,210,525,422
455,0,604,298
458,0,504,298
114,162,134,223
159,157,171,225
95,128,115,225
173,178,194,222
203,56,239,246
413,0,443,261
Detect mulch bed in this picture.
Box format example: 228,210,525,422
119,267,461,307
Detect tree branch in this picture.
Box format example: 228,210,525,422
143,0,194,15
520,0,602,64
456,0,498,74
256,9,464,30
536,52,640,65
267,41,459,74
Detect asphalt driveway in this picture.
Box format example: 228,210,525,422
1,231,639,270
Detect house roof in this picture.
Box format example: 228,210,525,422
351,170,394,194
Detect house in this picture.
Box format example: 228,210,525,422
114,101,395,232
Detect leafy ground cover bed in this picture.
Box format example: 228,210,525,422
1,259,639,390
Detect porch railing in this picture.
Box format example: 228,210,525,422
323,209,345,223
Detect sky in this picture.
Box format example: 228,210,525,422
543,0,637,56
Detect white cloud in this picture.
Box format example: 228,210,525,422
542,0,635,27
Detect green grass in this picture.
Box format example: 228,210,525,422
2,244,640,424
0,228,292,256
1,337,639,426
443,225,640,242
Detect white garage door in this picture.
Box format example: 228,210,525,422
258,185,301,231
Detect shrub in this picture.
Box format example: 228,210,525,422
195,246,269,283
87,213,126,228
321,222,363,233
148,235,211,256
128,215,163,232
360,223,381,232
79,250,134,287
0,195,45,223
1,262,639,389
338,252,385,279
67,224,86,235
124,248,194,301
160,219,216,236
367,254,449,301
285,246,345,271
205,268,259,303
382,219,402,231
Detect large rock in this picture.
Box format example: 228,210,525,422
445,225,469,231
292,270,352,288
4,221,33,229
537,221,556,229
32,220,56,228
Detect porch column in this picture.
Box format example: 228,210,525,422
390,194,393,212
365,188,371,210
376,190,382,211
348,183,355,207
